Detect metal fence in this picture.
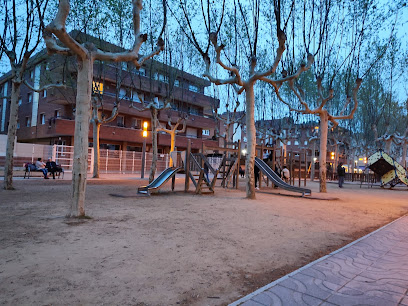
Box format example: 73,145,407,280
0,142,170,174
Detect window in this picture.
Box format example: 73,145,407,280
25,117,31,127
27,93,33,103
304,141,308,145
158,74,168,83
186,127,197,138
54,110,60,118
136,68,146,76
121,62,127,71
171,102,178,111
132,118,142,129
43,90,47,98
132,91,143,103
189,84,200,92
18,97,22,105
188,105,199,115
287,141,291,145
294,140,299,145
174,79,180,87
40,113,45,125
92,81,103,94
17,120,20,129
30,70,35,79
119,88,127,99
127,145,142,152
117,115,125,127
202,129,210,136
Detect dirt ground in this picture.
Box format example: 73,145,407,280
0,176,407,306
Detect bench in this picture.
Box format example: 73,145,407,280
23,163,64,179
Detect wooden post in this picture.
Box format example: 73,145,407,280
172,174,175,191
289,151,292,185
259,143,263,188
236,140,241,189
271,147,276,188
185,139,191,192
298,151,301,187
304,150,307,187
281,147,284,168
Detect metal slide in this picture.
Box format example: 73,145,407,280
138,167,183,195
255,157,312,196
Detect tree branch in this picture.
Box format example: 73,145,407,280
23,79,68,92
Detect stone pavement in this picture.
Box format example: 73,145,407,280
230,215,408,306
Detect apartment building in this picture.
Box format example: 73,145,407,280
0,32,219,153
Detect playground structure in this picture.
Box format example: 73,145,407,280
366,150,408,188
137,167,183,195
255,144,311,189
255,157,311,196
138,139,313,195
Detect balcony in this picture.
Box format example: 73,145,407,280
42,118,219,149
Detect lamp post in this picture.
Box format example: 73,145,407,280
141,121,148,179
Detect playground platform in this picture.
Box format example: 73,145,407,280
230,215,408,305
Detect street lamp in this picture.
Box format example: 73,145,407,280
141,121,148,179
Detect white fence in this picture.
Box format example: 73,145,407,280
0,141,170,174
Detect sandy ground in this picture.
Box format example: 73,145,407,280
0,176,407,306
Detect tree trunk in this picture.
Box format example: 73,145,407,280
92,121,100,178
310,141,316,182
245,84,256,199
319,112,329,193
401,141,407,167
385,139,392,154
69,56,93,217
334,144,339,175
169,132,176,167
351,149,356,175
3,82,21,190
149,108,158,183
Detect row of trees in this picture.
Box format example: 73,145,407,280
1,0,407,217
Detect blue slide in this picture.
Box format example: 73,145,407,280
138,167,183,195
255,157,311,196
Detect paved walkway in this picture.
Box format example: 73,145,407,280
230,215,408,306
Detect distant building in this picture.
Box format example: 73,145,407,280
0,31,219,153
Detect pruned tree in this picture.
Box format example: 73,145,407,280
130,96,171,182
396,99,408,166
157,113,187,166
44,0,165,217
306,126,319,181
0,0,67,190
267,0,397,192
213,96,244,147
90,95,120,178
175,0,313,198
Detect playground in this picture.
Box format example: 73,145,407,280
1,176,407,305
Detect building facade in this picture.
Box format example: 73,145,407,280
0,32,219,154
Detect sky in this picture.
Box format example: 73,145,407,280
1,0,407,107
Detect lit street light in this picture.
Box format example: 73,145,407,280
141,121,148,179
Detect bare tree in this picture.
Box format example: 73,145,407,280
44,0,165,217
157,114,187,166
90,96,120,178
175,0,313,198
129,96,171,182
213,96,244,147
0,0,67,190
266,0,395,192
